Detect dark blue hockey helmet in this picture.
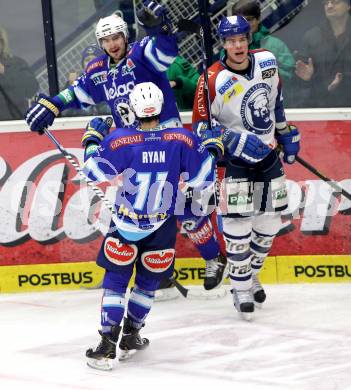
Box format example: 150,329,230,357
217,15,250,39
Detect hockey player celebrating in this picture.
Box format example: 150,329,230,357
24,0,227,294
82,82,223,370
193,15,301,320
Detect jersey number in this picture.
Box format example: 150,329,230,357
134,172,168,212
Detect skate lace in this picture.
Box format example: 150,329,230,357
236,290,252,304
205,259,220,278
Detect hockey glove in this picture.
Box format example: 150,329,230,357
82,117,113,148
276,124,300,164
137,0,172,35
222,129,272,164
194,120,225,159
25,94,63,134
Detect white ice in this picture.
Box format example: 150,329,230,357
1,284,351,390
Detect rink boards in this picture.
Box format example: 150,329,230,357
0,255,351,293
0,111,350,293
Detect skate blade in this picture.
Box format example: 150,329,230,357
254,301,263,309
155,287,179,302
189,286,227,300
239,311,254,321
118,348,137,361
87,357,114,371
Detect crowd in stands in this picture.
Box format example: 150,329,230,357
0,0,350,120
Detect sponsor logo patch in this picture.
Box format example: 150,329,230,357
218,76,237,95
262,68,276,79
104,237,137,266
86,60,104,73
258,58,277,69
109,134,144,150
187,220,213,245
163,132,193,147
91,71,108,85
141,249,175,273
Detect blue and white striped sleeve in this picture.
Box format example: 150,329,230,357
142,35,178,73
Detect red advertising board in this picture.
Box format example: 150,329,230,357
0,119,350,268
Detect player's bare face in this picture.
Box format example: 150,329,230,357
224,34,249,70
101,33,127,62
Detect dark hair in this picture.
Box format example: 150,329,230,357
139,115,160,124
232,0,261,19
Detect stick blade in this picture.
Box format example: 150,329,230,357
177,19,201,35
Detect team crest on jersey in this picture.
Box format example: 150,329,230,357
241,83,273,134
104,237,137,266
122,58,136,76
141,249,175,273
113,97,137,127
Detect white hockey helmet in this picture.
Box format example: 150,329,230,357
95,14,128,47
129,82,164,119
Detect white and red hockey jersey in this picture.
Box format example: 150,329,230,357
193,49,287,145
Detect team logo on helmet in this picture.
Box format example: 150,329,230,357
241,83,273,134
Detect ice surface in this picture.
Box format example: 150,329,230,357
1,284,351,390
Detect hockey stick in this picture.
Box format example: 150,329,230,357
295,155,351,201
169,276,227,299
43,124,197,296
42,119,121,225
177,18,223,233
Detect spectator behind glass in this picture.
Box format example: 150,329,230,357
295,0,351,107
0,26,38,120
166,55,200,111
62,44,110,117
231,0,296,105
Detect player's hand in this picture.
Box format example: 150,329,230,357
25,94,62,134
222,129,272,164
137,0,172,35
82,117,113,147
276,124,300,164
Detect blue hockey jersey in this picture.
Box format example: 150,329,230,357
59,34,181,128
83,126,215,241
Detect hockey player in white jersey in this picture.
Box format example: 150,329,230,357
193,15,301,320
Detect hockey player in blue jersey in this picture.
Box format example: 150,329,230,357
24,0,227,294
83,82,223,370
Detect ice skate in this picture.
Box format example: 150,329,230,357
252,274,266,308
204,252,227,290
119,317,149,361
232,288,254,321
86,325,121,371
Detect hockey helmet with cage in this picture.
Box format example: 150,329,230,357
217,15,250,39
129,82,164,119
95,14,128,47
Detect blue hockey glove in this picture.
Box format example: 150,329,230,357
193,121,225,159
82,117,113,148
25,94,63,134
276,124,300,164
222,129,272,164
136,0,172,35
